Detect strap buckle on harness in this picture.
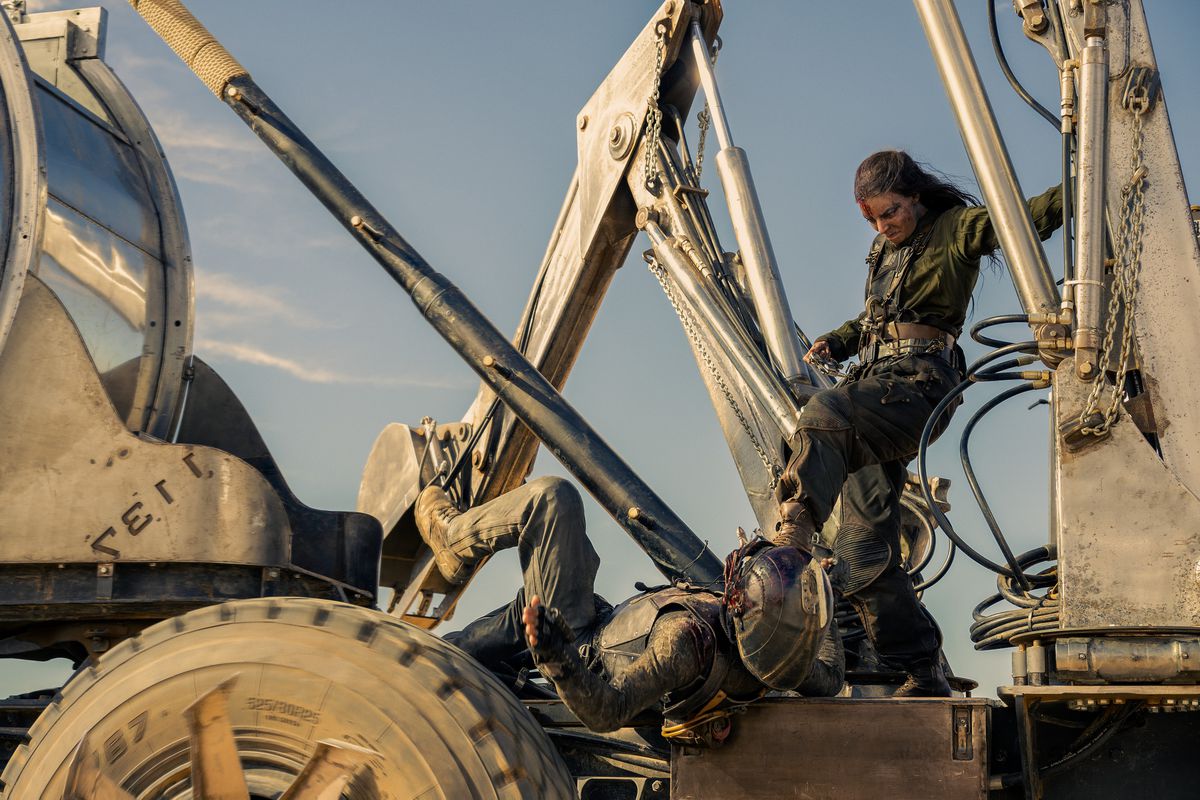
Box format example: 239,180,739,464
859,335,953,365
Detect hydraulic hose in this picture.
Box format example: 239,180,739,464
987,0,1059,130
970,340,1039,371
913,539,956,592
1046,0,1076,288
445,260,551,493
959,382,1046,591
917,379,1016,577
970,547,1057,649
916,338,1044,582
904,497,938,576
970,313,1029,348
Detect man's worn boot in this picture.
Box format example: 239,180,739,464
773,501,816,554
414,485,470,585
892,656,952,698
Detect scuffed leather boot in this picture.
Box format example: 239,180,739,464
414,485,470,585
892,656,951,698
773,501,816,554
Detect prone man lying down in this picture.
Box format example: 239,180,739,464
415,477,843,742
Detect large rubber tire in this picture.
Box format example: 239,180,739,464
0,598,574,799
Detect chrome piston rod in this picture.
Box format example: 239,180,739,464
1073,33,1108,378
643,218,804,440
689,21,809,389
914,0,1060,321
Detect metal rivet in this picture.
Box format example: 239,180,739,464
482,355,496,368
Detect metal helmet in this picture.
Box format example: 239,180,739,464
725,541,833,690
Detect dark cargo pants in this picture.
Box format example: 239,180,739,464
781,353,960,665
443,476,603,671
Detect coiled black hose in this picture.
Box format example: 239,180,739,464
959,382,1046,591
970,547,1058,650
970,314,1030,349
916,338,1048,583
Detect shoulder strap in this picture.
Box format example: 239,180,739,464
862,234,888,301
879,223,935,310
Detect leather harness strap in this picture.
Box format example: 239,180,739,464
884,322,956,348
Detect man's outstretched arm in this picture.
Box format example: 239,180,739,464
523,596,705,733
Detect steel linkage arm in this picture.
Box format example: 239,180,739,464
914,0,1062,334
127,0,723,586
462,1,724,507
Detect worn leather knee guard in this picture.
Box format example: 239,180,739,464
833,523,892,596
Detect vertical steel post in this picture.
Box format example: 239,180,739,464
644,218,804,438
689,22,809,389
913,0,1061,320
1072,22,1109,378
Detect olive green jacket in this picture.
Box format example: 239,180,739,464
820,185,1063,361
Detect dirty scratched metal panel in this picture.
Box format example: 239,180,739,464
1053,364,1200,630
671,697,991,800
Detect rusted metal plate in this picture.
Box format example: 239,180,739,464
671,697,991,800
1053,363,1200,630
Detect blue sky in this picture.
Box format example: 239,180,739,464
5,1,1199,698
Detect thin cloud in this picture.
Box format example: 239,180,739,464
198,338,461,389
194,215,346,260
146,112,266,189
99,61,268,191
197,271,334,330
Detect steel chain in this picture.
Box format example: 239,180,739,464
1079,101,1149,436
694,36,720,182
643,22,668,193
646,253,783,488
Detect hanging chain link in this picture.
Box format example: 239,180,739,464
694,35,720,182
643,22,668,193
646,252,783,488
1078,96,1151,436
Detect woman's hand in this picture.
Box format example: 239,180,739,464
804,340,833,365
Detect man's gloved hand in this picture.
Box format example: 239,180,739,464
522,596,576,678
773,500,816,553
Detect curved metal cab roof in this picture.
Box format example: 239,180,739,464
0,6,192,438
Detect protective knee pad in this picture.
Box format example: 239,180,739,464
797,390,855,432
834,523,893,596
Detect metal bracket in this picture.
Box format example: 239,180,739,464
952,705,974,761
95,562,113,601
260,566,282,597
1121,66,1160,115
1013,0,1049,35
